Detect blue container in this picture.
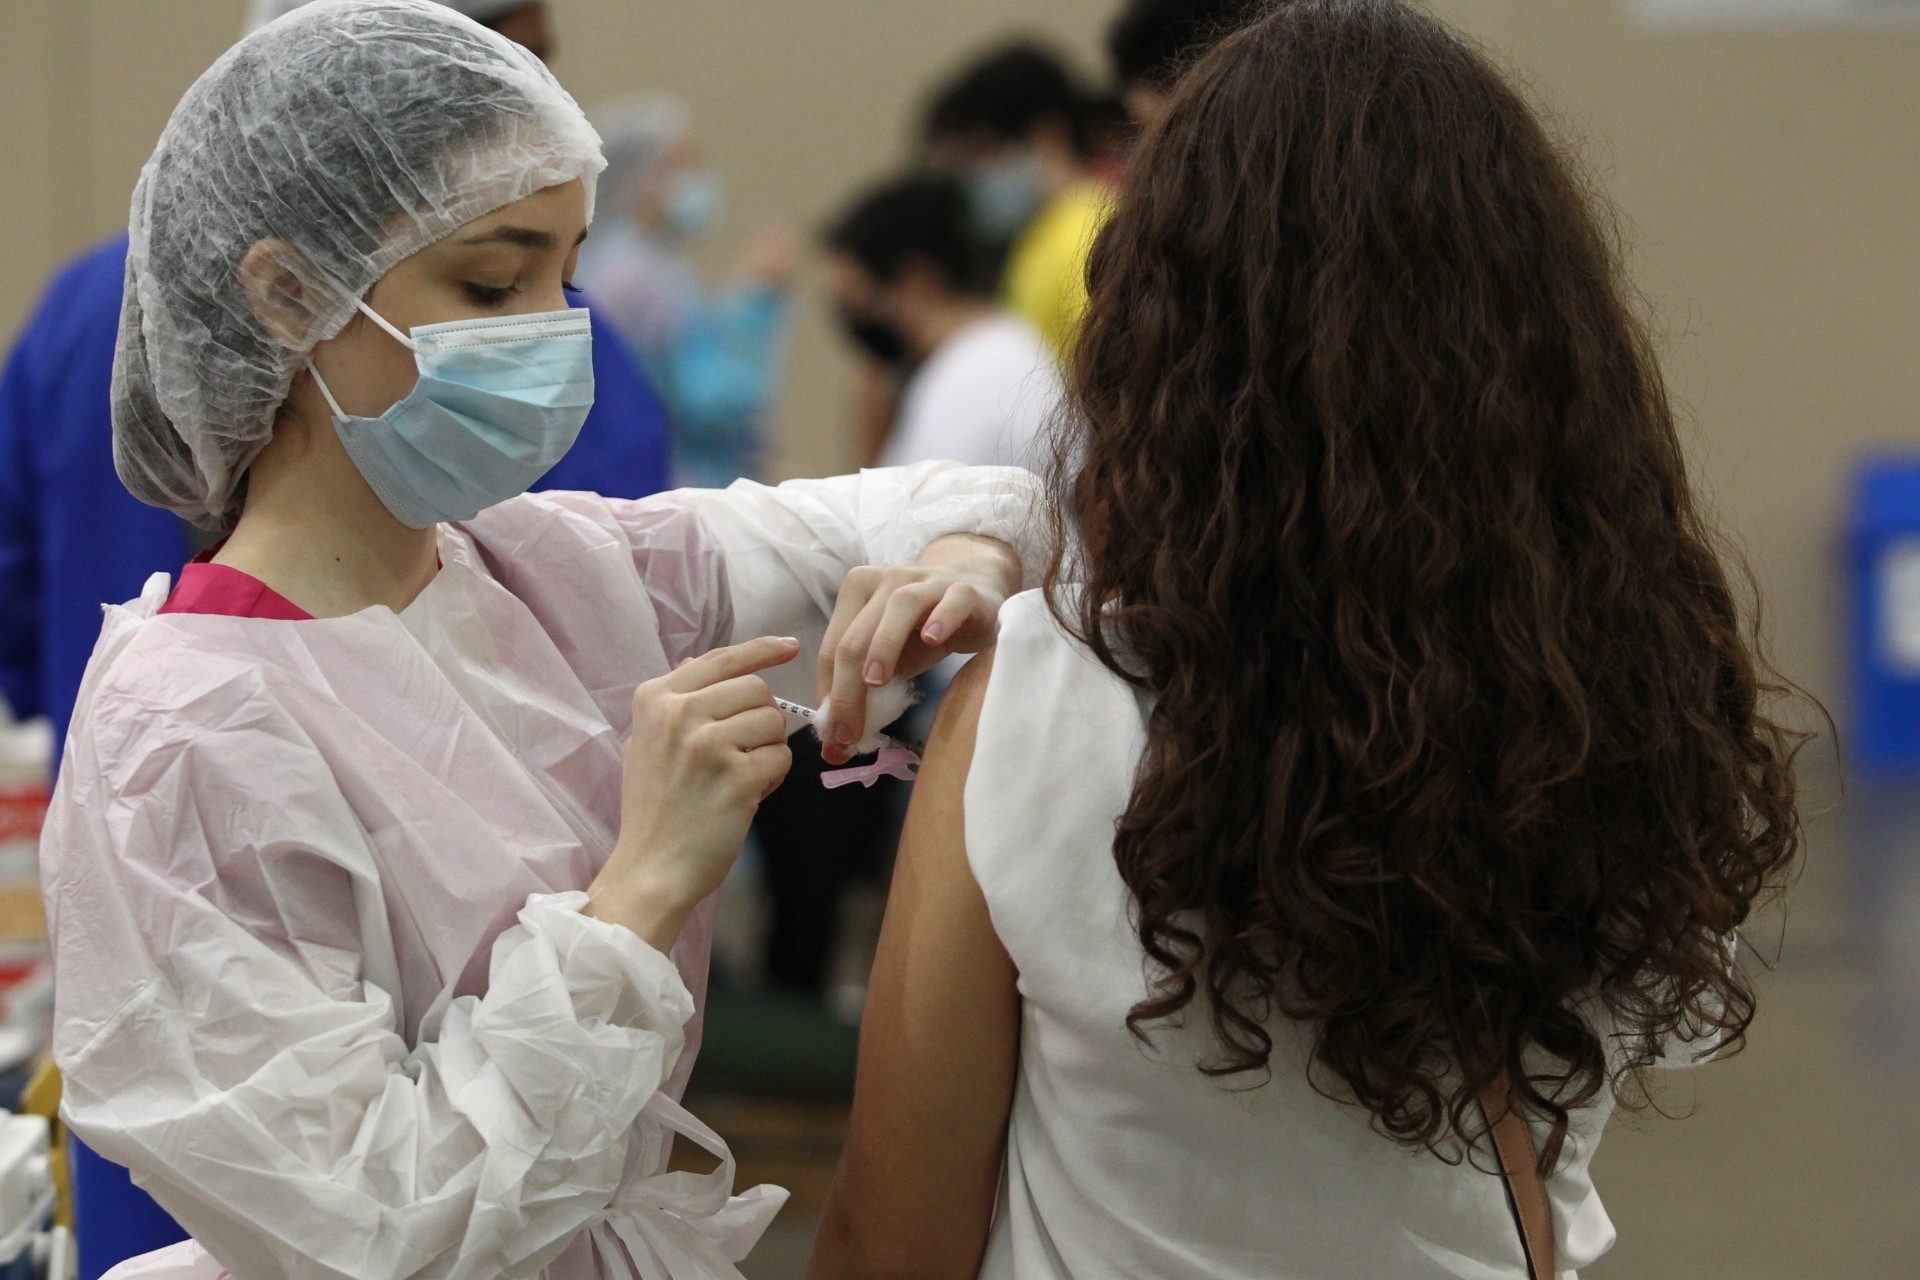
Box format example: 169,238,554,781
1848,456,1920,777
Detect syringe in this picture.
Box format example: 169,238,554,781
773,696,924,788
773,696,924,757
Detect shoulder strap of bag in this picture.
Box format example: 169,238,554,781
1478,1077,1557,1280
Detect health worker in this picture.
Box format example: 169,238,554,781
39,4,1038,1278
0,0,674,772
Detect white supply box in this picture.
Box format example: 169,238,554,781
0,1114,69,1280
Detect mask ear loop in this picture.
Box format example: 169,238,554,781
305,297,419,423
305,359,350,424
350,296,419,351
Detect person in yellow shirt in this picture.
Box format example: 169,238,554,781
923,43,1114,359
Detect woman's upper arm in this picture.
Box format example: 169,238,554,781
809,650,1021,1280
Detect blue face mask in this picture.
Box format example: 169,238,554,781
664,168,724,242
966,153,1046,241
309,299,595,529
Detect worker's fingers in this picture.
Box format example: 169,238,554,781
920,581,995,653
824,599,883,755
862,582,947,690
666,635,799,694
746,741,795,802
817,566,882,702
705,705,791,753
685,674,776,721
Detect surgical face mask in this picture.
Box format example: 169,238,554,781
965,151,1046,241
308,299,595,529
664,168,724,242
836,305,911,366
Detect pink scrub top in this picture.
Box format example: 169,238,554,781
158,554,313,621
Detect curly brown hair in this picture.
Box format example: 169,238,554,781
1045,0,1807,1169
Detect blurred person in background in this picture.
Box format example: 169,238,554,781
824,174,1060,472
576,94,799,488
1108,0,1269,129
0,0,672,769
743,175,1067,1008
827,42,1100,511
0,222,188,761
812,2,1808,1277
921,42,1113,361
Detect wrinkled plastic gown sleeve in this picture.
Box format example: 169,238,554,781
47,670,777,1276
52,817,777,1280
664,460,1046,709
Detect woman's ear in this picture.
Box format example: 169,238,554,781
239,238,322,349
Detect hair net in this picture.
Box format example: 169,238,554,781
247,0,542,33
117,0,603,528
591,93,694,215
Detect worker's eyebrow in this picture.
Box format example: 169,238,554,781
455,226,590,249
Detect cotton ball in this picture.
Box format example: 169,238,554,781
817,680,919,755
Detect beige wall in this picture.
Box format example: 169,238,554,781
1435,0,1920,729
4,0,1918,719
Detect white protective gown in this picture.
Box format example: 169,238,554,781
42,464,1039,1280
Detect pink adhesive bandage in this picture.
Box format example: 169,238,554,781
775,695,925,787
820,748,923,790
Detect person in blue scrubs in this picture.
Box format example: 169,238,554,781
0,235,184,756
578,93,797,489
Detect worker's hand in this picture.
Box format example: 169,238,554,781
589,636,799,950
817,534,1022,764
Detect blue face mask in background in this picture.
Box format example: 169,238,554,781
309,299,595,529
966,152,1047,242
665,168,725,243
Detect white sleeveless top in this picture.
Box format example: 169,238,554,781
964,591,1623,1279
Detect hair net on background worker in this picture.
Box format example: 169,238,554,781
115,0,603,529
592,92,694,214
246,0,541,33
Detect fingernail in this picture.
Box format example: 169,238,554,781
834,723,855,745
779,636,799,646
923,623,944,644
865,661,886,685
